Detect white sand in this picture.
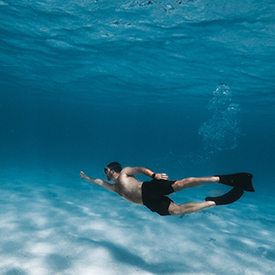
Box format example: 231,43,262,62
0,170,274,275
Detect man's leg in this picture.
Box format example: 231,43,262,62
172,176,219,192
168,201,216,215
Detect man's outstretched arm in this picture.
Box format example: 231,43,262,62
123,167,169,180
80,171,116,193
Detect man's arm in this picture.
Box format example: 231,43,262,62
123,167,168,180
80,171,116,193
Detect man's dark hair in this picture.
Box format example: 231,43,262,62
106,162,122,173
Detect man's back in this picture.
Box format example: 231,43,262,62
115,168,143,204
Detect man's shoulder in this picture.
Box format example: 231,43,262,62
120,167,133,175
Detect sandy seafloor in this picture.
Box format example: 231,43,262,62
1,167,274,275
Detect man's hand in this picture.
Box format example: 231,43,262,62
155,173,169,180
80,171,89,181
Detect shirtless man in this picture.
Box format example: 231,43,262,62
80,162,254,216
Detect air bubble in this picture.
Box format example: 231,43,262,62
199,85,241,151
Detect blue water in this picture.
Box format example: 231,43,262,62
1,0,275,274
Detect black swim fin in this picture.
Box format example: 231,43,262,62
216,173,255,192
205,187,244,205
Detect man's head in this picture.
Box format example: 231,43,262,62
104,162,122,181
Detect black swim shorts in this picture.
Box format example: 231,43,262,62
142,178,175,216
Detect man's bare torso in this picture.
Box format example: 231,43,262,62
115,169,143,204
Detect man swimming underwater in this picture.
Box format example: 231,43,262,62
80,162,254,216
